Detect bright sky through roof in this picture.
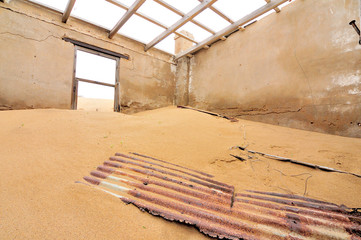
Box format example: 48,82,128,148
28,0,293,101
29,0,292,54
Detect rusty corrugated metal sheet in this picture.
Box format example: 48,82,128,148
83,152,361,240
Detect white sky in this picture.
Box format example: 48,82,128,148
29,0,293,100
30,0,293,54
76,50,116,99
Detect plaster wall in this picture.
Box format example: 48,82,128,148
184,0,361,137
0,0,175,112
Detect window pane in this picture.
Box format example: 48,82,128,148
77,82,114,112
76,50,116,85
77,81,115,100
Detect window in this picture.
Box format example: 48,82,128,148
72,47,120,112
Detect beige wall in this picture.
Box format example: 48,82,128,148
0,0,175,112
181,0,361,137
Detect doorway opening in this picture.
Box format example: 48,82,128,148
71,46,120,112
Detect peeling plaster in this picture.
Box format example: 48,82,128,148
348,87,361,95
331,71,360,87
188,57,195,98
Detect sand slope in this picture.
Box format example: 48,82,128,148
77,97,114,112
0,107,360,239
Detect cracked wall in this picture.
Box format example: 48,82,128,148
0,0,175,113
181,0,361,138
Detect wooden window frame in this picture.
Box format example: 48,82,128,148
71,46,121,112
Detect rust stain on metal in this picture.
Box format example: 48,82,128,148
109,156,234,193
97,165,230,205
83,152,361,240
103,160,232,203
128,152,214,178
115,152,232,189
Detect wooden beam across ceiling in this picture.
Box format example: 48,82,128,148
197,0,234,24
265,0,281,13
144,0,217,52
153,0,215,35
62,0,76,23
109,0,146,39
106,0,198,44
175,0,289,60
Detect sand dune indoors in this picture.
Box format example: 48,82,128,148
1,107,360,239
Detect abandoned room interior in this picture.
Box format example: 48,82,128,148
1,0,361,239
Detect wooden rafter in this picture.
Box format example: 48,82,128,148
106,0,198,44
198,0,234,24
109,0,146,39
144,0,217,51
175,0,288,60
153,0,215,35
62,0,76,23
265,0,281,13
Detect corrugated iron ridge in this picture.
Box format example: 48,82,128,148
96,165,230,205
83,153,361,240
116,152,233,190
103,161,233,204
85,176,300,240
85,175,361,240
91,169,361,238
109,156,233,193
232,198,361,236
246,190,339,206
92,169,313,232
129,152,214,178
234,195,356,223
235,193,349,214
90,170,230,211
95,166,361,237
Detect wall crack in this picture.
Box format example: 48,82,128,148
0,4,175,65
233,107,302,117
0,31,60,42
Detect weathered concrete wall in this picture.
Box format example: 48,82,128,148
183,0,361,137
174,57,190,105
0,0,175,112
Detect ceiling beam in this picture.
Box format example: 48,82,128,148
109,0,146,39
153,0,215,34
265,0,281,13
175,0,288,60
106,0,198,44
144,0,217,51
198,0,234,24
62,0,76,23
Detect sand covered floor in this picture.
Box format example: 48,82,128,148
1,107,361,239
